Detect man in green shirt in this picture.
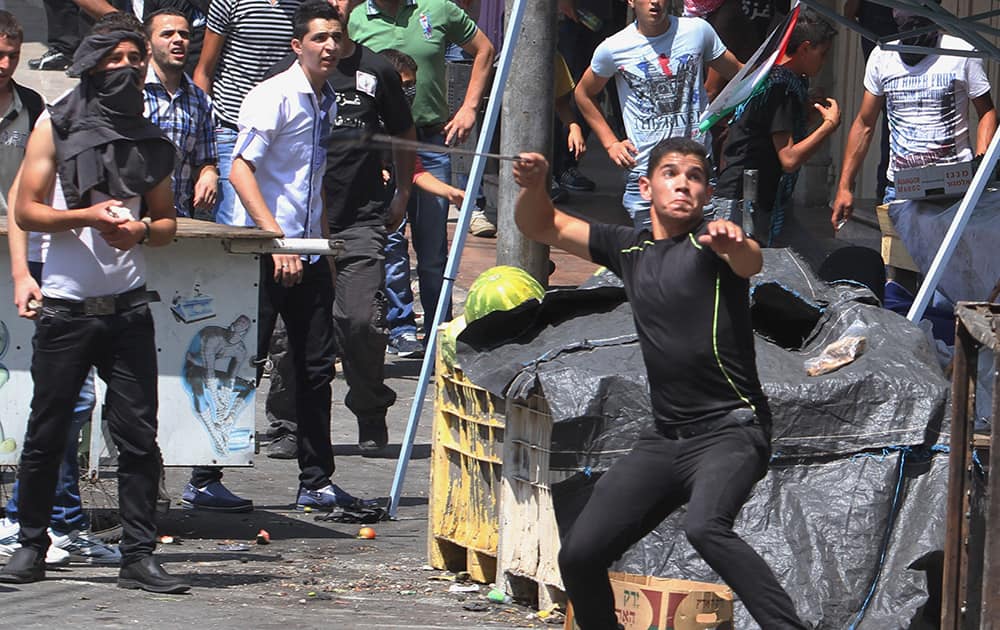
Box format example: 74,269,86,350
349,0,494,357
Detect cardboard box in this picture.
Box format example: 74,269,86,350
893,160,976,200
565,572,734,630
875,204,919,272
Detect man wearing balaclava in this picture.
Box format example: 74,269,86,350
832,2,997,229
0,28,185,594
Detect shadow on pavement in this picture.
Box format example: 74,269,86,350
332,443,431,459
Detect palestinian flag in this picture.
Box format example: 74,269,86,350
698,2,801,132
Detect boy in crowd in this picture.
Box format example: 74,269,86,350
575,0,741,229
712,9,839,244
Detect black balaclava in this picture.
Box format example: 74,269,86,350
893,9,941,67
49,30,175,209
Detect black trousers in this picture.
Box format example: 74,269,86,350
18,304,160,562
558,412,807,630
266,225,396,443
257,256,336,490
42,0,87,55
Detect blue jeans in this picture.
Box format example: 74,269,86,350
623,169,652,230
6,262,96,535
385,133,453,338
882,185,896,204
213,126,239,226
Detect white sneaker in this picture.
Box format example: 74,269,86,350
0,518,71,566
49,529,122,565
468,210,497,237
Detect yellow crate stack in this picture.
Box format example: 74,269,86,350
427,328,506,583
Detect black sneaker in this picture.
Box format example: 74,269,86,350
28,48,71,71
550,179,569,204
386,332,423,358
358,419,389,454
558,166,596,192
266,433,298,459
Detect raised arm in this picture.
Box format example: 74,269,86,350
832,89,884,229
774,98,841,172
513,153,592,261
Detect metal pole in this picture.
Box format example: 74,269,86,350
387,0,529,518
495,0,554,284
906,129,1000,322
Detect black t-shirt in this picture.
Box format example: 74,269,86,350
269,45,414,231
588,221,770,428
715,76,801,217
142,0,208,76
325,44,413,231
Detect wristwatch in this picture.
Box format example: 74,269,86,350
138,217,152,244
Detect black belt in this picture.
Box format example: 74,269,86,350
216,118,238,132
43,286,161,316
416,122,445,141
658,409,757,440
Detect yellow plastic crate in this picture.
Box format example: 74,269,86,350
427,327,505,583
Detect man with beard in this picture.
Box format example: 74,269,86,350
142,9,218,221
0,28,185,593
832,4,997,229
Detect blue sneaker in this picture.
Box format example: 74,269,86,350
296,484,380,511
180,481,254,513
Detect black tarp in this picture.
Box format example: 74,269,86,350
455,248,951,629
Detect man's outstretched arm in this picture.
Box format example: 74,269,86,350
513,153,592,261
697,219,762,278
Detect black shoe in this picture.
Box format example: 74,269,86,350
265,433,298,459
118,556,190,594
28,48,71,71
558,166,596,192
0,547,46,584
550,179,569,204
358,420,389,454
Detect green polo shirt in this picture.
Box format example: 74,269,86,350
349,0,477,127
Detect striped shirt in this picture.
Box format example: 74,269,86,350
206,0,302,126
143,67,217,217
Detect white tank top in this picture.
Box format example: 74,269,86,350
41,177,146,300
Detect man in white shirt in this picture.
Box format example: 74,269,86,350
575,0,741,229
833,7,998,228
228,0,375,511
0,28,183,592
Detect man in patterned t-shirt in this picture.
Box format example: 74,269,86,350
513,137,806,630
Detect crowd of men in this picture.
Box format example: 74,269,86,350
0,0,995,626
